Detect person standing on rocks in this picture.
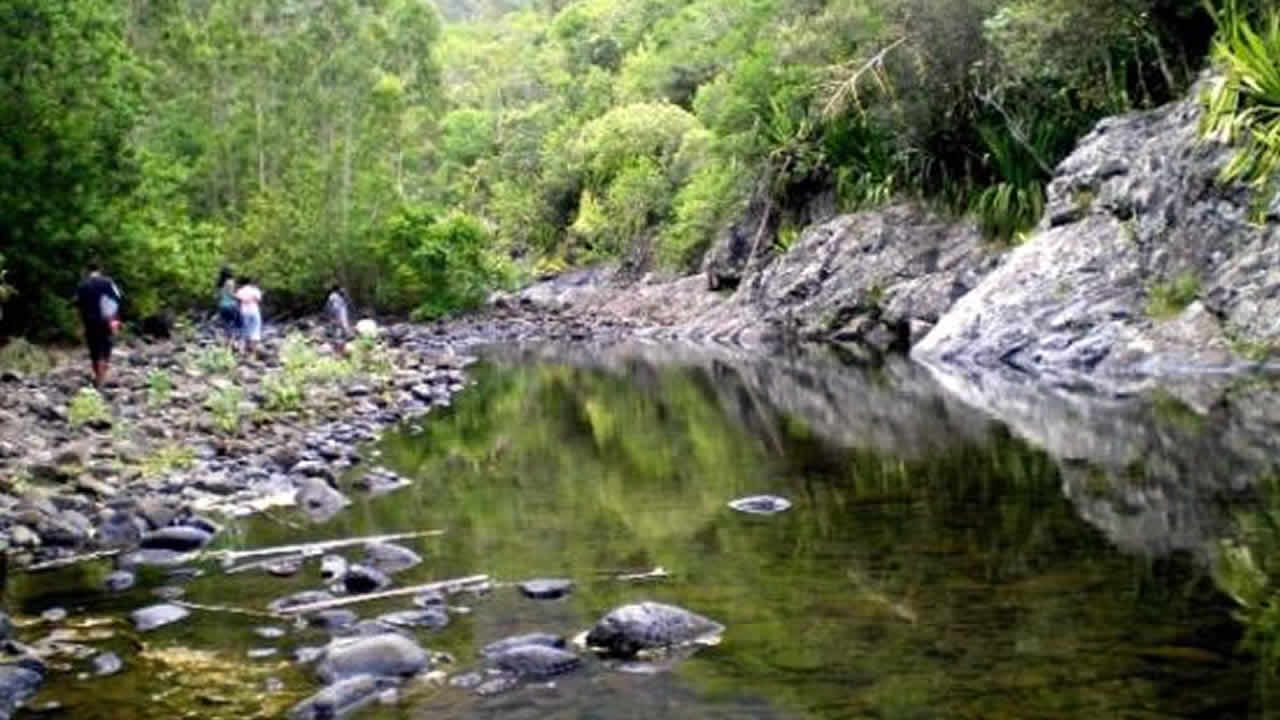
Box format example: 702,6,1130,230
325,284,352,355
74,262,123,389
216,266,240,344
235,277,263,354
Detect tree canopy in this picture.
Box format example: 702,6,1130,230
0,0,1269,338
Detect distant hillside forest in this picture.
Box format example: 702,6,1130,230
0,0,1271,338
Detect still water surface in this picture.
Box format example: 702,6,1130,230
11,343,1268,719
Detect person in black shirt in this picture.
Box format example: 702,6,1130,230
74,264,123,389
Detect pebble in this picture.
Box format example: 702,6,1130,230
40,607,67,623
248,648,278,660
517,578,574,600
254,626,287,640
152,585,186,601
103,571,136,592
92,652,123,677
130,603,190,632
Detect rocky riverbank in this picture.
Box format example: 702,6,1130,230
0,306,642,568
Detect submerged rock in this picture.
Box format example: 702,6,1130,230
727,495,792,515
139,526,213,553
361,543,421,574
376,608,448,630
103,571,135,592
268,590,334,614
288,674,398,720
517,578,573,600
479,633,565,659
337,565,391,595
489,645,581,679
585,602,724,658
130,604,190,632
320,555,348,582
314,634,430,684
0,661,44,717
295,477,350,522
92,652,123,677
308,609,359,633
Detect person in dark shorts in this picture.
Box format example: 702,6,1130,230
325,284,352,355
216,266,240,342
75,264,123,389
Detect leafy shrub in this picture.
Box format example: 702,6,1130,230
69,388,109,428
205,386,244,435
1202,0,1280,186
0,338,54,375
659,162,748,270
262,372,304,412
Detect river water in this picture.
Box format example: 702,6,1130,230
9,342,1274,719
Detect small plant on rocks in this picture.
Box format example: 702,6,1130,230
0,338,54,375
147,369,173,406
1145,271,1200,319
206,386,244,434
140,444,196,478
262,371,304,412
197,346,237,375
69,388,109,427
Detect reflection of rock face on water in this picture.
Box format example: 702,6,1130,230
504,341,1272,559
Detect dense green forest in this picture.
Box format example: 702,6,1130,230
0,0,1273,338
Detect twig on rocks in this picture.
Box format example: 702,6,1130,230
173,600,281,620
275,574,491,614
210,530,444,567
22,549,122,574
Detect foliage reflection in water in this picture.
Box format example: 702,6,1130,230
8,347,1265,719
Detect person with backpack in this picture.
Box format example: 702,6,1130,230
216,266,240,343
75,262,123,389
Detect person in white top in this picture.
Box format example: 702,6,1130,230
235,277,263,352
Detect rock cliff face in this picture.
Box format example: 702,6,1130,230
915,77,1280,388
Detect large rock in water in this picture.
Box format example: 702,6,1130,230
288,674,397,720
585,602,724,658
915,74,1280,389
314,634,430,684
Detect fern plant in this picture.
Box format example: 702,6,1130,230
1202,0,1280,186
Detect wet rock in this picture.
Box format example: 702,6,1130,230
447,671,484,689
352,470,411,497
95,511,144,547
307,610,359,632
116,548,189,569
40,608,67,623
479,633,566,659
412,590,445,608
103,571,136,592
130,603,190,632
490,645,582,679
139,526,212,553
376,608,448,630
9,526,38,548
474,674,519,696
92,652,123,677
255,626,287,640
295,477,349,522
135,497,181,531
248,648,278,660
585,602,725,658
362,543,421,574
517,578,573,600
320,555,348,581
0,661,45,717
288,674,398,720
727,494,792,515
152,586,185,601
294,646,326,664
338,565,391,595
267,591,334,614
265,557,303,577
314,634,430,684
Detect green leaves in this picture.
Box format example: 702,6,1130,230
1202,0,1280,187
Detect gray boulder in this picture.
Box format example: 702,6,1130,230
585,601,724,658
314,634,430,684
916,74,1280,389
288,674,397,720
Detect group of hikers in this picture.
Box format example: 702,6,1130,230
74,263,354,389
